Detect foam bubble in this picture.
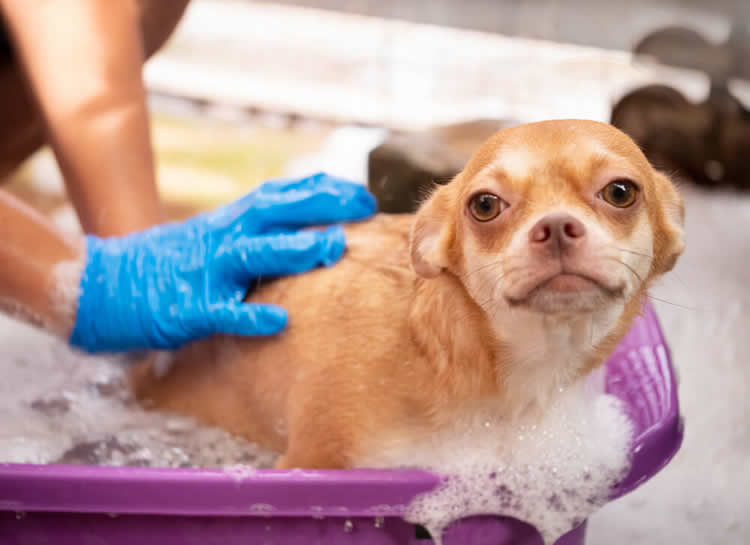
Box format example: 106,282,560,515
224,465,258,482
0,255,82,344
0,298,48,335
397,379,633,544
0,314,278,469
49,258,84,337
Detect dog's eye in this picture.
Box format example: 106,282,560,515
469,193,506,222
600,179,638,208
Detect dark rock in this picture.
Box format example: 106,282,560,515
368,119,517,213
611,84,750,189
633,23,750,84
633,27,731,83
619,23,750,189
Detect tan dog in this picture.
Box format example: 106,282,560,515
130,119,684,469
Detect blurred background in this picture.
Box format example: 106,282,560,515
2,1,749,544
7,0,750,227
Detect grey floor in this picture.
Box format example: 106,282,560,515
587,183,750,544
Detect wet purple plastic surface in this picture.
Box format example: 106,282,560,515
0,303,682,545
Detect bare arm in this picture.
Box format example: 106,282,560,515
0,189,82,336
0,0,163,236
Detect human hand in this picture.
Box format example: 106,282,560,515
70,173,376,353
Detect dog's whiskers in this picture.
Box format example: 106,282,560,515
608,257,644,284
461,258,513,280
645,294,696,311
617,247,653,260
470,267,526,314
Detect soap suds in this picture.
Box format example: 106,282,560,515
0,314,277,469
0,257,82,341
362,370,633,544
48,257,84,337
0,298,47,333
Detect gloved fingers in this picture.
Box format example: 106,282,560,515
214,172,376,232
227,225,346,279
252,171,360,197
210,302,288,337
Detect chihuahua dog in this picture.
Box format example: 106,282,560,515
130,119,684,469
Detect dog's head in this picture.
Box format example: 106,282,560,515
410,119,684,318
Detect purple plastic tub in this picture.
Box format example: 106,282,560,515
0,303,683,545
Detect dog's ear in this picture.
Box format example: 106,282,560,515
651,171,685,274
410,183,456,278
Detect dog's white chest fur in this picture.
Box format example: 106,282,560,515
495,304,623,418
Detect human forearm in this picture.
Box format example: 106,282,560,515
0,0,163,236
0,189,82,336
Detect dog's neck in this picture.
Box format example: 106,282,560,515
409,272,625,418
490,303,624,418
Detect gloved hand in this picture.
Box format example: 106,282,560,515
70,173,377,353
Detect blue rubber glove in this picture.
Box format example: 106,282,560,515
70,173,377,353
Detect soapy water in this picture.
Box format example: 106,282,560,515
0,314,632,543
49,258,84,338
0,314,276,469
376,369,633,545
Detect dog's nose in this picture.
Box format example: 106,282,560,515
529,213,586,252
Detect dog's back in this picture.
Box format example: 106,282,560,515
130,214,423,463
